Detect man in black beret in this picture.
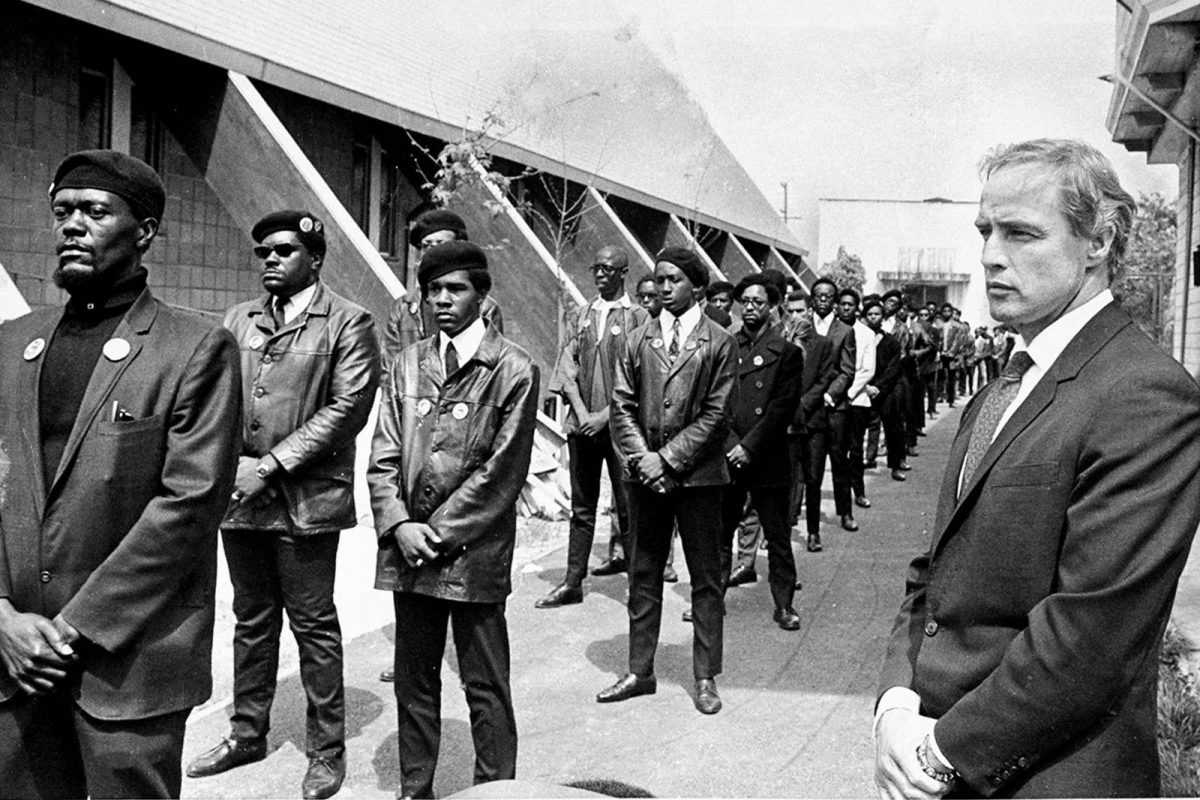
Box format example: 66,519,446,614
0,149,241,798
382,208,503,367
602,246,735,715
187,210,380,800
370,239,538,798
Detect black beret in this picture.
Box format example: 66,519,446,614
252,210,326,256
409,209,469,248
655,246,708,289
49,149,166,221
418,240,488,288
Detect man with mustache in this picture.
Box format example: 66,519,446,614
188,211,380,800
0,150,241,798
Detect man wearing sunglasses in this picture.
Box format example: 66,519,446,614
536,246,648,608
188,211,380,800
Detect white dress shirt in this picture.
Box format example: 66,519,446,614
592,293,633,335
813,311,837,337
277,281,318,325
659,302,703,346
438,316,487,369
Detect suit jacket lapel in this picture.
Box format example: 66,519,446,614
19,313,62,515
666,317,708,382
418,339,444,391
645,323,670,369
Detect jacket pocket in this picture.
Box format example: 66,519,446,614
989,461,1059,487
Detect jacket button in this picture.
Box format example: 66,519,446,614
262,354,272,364
924,620,939,636
664,399,672,408
1016,757,1028,768
754,407,763,415
253,387,265,398
755,380,763,389
423,486,433,495
40,570,51,584
249,421,261,432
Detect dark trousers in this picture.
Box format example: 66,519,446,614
565,431,629,586
939,357,958,406
827,408,853,515
721,482,796,611
627,484,724,679
223,530,344,758
788,430,827,535
907,374,926,442
848,406,870,499
392,592,516,800
864,407,882,463
0,690,189,799
925,370,939,414
880,399,907,469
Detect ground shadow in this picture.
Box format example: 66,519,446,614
372,719,476,796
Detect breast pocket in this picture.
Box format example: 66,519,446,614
989,461,1059,487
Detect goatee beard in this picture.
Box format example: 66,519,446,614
52,263,99,292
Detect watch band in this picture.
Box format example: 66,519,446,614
916,735,957,786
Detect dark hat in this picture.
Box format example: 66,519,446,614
655,246,709,288
251,210,326,257
409,209,469,248
49,149,166,221
417,240,488,289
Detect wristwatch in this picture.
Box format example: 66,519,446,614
255,458,277,480
917,735,957,786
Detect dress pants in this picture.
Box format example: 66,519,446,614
627,484,724,680
0,690,189,799
788,429,827,535
392,592,516,800
223,530,344,759
827,408,854,515
721,481,796,611
925,370,939,414
907,374,926,443
565,431,629,586
847,406,871,499
939,357,958,406
880,398,907,470
864,408,882,463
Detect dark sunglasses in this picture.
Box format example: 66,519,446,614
253,243,301,259
592,263,623,276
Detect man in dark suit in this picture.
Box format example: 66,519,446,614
809,277,858,532
875,139,1200,798
862,298,907,483
601,247,735,715
719,275,804,630
0,150,241,799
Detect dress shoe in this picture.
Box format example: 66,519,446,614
907,446,920,456
854,495,871,509
928,410,939,418
916,430,927,437
891,469,907,481
597,673,656,703
727,564,758,587
379,667,394,682
806,532,822,552
774,606,801,631
681,606,693,622
694,678,722,714
302,755,345,800
863,459,878,469
840,514,858,532
186,736,268,778
662,564,678,583
535,583,582,608
591,556,627,576
898,462,913,471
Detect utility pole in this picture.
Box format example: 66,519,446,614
779,182,801,224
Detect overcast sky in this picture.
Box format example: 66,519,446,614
609,0,1178,252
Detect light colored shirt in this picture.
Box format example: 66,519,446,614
848,320,877,407
278,281,318,325
593,292,633,334
659,302,702,346
813,311,837,337
438,316,487,370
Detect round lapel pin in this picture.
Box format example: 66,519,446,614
610,325,621,336
416,398,433,417
651,337,663,348
23,338,45,361
753,355,764,366
249,335,265,350
452,402,469,420
103,338,131,362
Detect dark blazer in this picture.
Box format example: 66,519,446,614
611,311,735,488
788,331,836,434
815,314,856,406
879,302,1200,797
725,325,803,487
869,331,903,404
369,323,538,603
0,290,241,719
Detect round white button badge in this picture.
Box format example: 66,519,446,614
452,402,469,420
416,399,433,417
103,338,131,361
23,338,45,361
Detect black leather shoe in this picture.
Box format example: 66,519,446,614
806,533,822,552
727,564,757,587
591,557,627,576
916,430,928,437
597,673,657,703
774,606,801,631
662,564,678,583
898,462,913,471
379,667,394,682
535,583,583,608
907,446,920,456
302,755,345,800
840,514,858,532
854,495,871,509
863,459,878,469
186,736,268,778
681,606,693,622
891,469,907,481
694,678,722,714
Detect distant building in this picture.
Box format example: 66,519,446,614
817,197,995,325
1108,0,1200,378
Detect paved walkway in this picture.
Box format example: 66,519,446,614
179,396,1200,798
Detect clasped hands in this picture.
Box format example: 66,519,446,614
874,708,954,800
0,599,80,696
628,451,673,493
392,521,444,569
231,456,279,508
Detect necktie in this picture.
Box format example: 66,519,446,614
667,318,681,363
958,351,1035,495
445,341,460,377
272,297,287,330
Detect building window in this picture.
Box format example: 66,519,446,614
378,145,401,256
350,136,370,230
130,85,162,171
79,55,111,149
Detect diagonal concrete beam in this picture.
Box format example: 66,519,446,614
665,215,727,284
768,247,807,291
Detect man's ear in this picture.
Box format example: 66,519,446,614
136,218,159,252
1086,225,1116,270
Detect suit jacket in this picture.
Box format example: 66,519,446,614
789,331,836,434
878,302,1200,797
611,312,735,488
815,315,856,407
222,283,380,534
0,290,241,719
869,331,903,404
725,325,803,487
369,324,538,603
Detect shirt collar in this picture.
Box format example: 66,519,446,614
593,292,633,311
660,302,702,341
276,281,319,323
1015,289,1113,374
439,316,487,365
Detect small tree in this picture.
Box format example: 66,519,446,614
820,245,866,295
1115,193,1176,347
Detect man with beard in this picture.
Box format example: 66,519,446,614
809,278,858,531
0,150,241,798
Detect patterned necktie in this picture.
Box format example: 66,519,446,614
667,317,681,363
958,351,1035,495
444,341,459,377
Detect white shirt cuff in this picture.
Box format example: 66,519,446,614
873,686,920,732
